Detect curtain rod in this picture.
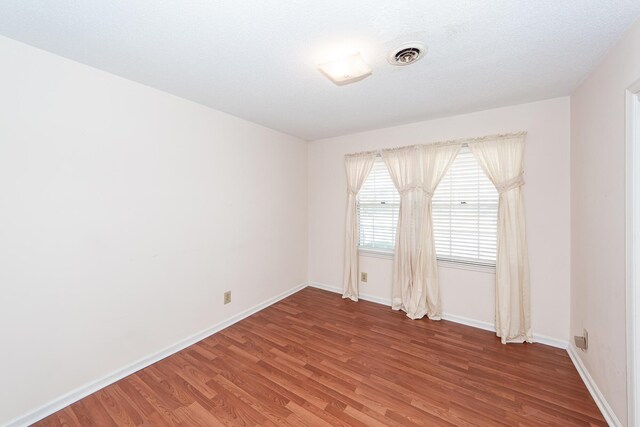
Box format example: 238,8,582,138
374,142,470,157
345,131,526,158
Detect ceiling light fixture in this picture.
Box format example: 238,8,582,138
318,53,372,86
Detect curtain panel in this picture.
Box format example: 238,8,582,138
342,152,377,301
382,144,460,320
468,134,533,344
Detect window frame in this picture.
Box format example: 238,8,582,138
356,156,400,252
357,148,498,273
358,247,496,273
432,146,499,269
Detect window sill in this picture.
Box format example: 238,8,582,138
358,248,394,260
437,259,496,274
358,249,496,274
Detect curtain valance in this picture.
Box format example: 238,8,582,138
343,132,527,159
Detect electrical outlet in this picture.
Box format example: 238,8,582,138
360,272,368,283
224,291,231,305
574,328,588,350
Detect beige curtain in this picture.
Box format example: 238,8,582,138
342,152,377,301
415,143,462,320
468,135,533,344
382,147,420,314
383,144,461,319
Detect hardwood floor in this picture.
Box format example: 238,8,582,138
35,287,605,426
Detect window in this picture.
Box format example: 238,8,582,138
357,148,498,267
432,147,498,266
357,157,400,251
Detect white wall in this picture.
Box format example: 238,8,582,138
570,18,640,426
0,36,307,425
308,97,571,344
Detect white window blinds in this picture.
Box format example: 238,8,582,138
357,157,400,251
432,147,498,266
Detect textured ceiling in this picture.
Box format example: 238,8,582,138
0,1,639,140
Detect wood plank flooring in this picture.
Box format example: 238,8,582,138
35,287,605,426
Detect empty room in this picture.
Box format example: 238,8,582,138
2,1,640,426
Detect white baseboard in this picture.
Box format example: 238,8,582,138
4,281,309,427
567,344,621,427
530,332,569,349
308,280,341,293
308,281,568,349
309,281,392,306
440,313,568,349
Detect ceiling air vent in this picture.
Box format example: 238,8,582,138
388,42,426,66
